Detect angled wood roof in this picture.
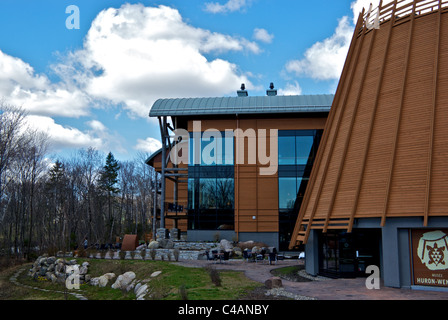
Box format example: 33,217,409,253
290,0,448,248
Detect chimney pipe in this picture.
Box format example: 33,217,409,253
266,82,277,96
237,83,248,97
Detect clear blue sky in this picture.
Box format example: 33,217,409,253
0,0,370,162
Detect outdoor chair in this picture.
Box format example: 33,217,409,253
205,250,213,261
211,250,223,263
268,252,277,265
223,251,230,261
243,249,254,262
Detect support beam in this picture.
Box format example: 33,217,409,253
153,172,158,237
159,116,167,229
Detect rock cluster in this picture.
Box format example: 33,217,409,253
90,270,162,300
28,255,90,285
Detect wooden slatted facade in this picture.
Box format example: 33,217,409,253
290,0,448,248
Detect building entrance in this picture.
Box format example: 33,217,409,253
318,229,381,278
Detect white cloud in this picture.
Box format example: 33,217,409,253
278,81,302,96
134,137,162,155
22,116,127,155
204,0,251,14
56,4,257,118
283,0,394,83
86,120,107,132
0,50,91,118
285,16,353,81
253,28,274,44
24,115,102,150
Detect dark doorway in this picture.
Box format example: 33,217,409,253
318,229,381,278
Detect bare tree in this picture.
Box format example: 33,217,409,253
0,120,162,259
0,104,27,219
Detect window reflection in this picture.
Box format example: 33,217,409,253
216,178,234,209
296,136,314,165
279,177,297,209
188,178,195,210
199,178,216,209
188,173,235,230
278,136,295,165
189,132,234,166
278,129,323,251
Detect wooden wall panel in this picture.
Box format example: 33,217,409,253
238,177,257,210
430,12,448,215
388,14,436,216
357,21,407,217
291,3,448,247
257,177,278,210
332,28,381,218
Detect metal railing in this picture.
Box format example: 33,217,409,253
360,0,448,32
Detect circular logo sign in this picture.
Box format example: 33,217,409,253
417,230,448,271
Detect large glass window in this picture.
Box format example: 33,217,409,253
189,132,234,166
199,179,217,209
188,178,195,210
188,176,235,230
278,177,310,209
216,178,234,209
296,136,314,165
188,132,235,231
278,129,323,251
278,136,296,165
279,177,297,209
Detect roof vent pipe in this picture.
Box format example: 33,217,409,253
266,82,277,96
237,83,248,97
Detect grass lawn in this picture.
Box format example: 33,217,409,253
0,258,262,300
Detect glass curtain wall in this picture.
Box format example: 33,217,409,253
188,132,235,230
278,130,323,250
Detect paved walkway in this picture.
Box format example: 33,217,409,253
175,259,448,300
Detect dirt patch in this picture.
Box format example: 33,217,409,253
238,286,291,300
270,265,313,282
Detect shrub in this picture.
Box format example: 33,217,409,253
146,278,170,300
77,247,87,258
204,265,221,287
149,248,156,260
173,248,180,262
179,284,188,300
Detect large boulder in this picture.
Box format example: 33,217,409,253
233,247,243,257
79,266,89,275
219,239,233,252
158,239,174,249
111,271,136,290
251,246,261,254
135,284,148,299
147,241,159,249
98,275,109,287
265,277,283,289
150,271,162,278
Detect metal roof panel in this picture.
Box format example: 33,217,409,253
149,94,333,117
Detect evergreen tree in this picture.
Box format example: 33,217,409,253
99,152,120,195
46,160,69,250
99,152,120,242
